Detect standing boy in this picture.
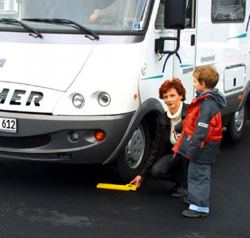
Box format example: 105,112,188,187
172,65,227,218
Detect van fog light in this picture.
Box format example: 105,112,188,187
98,92,111,107
68,131,80,143
72,93,85,108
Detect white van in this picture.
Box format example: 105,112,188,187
0,0,249,181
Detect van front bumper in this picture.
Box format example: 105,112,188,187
0,111,134,164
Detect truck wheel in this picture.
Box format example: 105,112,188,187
117,121,151,182
227,105,247,141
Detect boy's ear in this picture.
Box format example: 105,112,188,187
201,81,206,88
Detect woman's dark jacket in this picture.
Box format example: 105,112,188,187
140,103,188,176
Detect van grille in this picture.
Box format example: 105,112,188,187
0,135,50,149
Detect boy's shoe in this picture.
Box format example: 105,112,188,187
182,209,209,218
171,186,188,198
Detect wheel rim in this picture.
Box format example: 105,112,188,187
233,107,245,132
125,125,145,169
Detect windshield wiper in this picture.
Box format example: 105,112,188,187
0,18,43,39
22,18,99,40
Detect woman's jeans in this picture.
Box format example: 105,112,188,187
150,153,189,188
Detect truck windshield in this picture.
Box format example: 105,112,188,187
0,0,151,33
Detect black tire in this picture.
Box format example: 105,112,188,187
226,104,247,142
117,120,151,182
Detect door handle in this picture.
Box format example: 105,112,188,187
191,34,195,46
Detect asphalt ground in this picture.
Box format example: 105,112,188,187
0,123,249,238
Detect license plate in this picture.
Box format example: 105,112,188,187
0,117,17,133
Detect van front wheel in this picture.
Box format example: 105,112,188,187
117,121,151,182
227,105,247,141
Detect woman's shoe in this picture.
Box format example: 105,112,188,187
183,196,189,204
171,186,188,198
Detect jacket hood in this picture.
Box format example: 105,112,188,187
197,89,227,108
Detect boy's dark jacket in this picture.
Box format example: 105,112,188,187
140,103,189,176
173,89,227,164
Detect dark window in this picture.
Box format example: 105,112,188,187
185,0,196,28
155,0,196,29
212,0,246,23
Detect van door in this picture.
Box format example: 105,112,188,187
139,0,196,104
152,0,196,103
173,0,196,102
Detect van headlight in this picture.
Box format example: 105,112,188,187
98,92,111,107
72,93,85,108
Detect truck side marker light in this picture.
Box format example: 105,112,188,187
96,183,137,191
134,94,138,100
238,94,243,101
95,130,105,141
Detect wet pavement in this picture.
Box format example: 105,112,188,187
0,123,249,238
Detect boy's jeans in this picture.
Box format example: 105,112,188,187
187,160,211,213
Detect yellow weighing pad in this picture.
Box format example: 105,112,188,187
96,183,137,191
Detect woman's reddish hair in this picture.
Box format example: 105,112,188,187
159,78,186,101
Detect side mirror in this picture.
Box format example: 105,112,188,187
155,30,180,54
164,0,186,29
155,0,186,54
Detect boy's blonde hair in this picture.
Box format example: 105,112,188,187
193,65,219,89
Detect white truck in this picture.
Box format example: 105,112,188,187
0,0,249,181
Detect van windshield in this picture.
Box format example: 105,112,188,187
0,0,151,33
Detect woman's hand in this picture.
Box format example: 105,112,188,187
130,175,143,188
